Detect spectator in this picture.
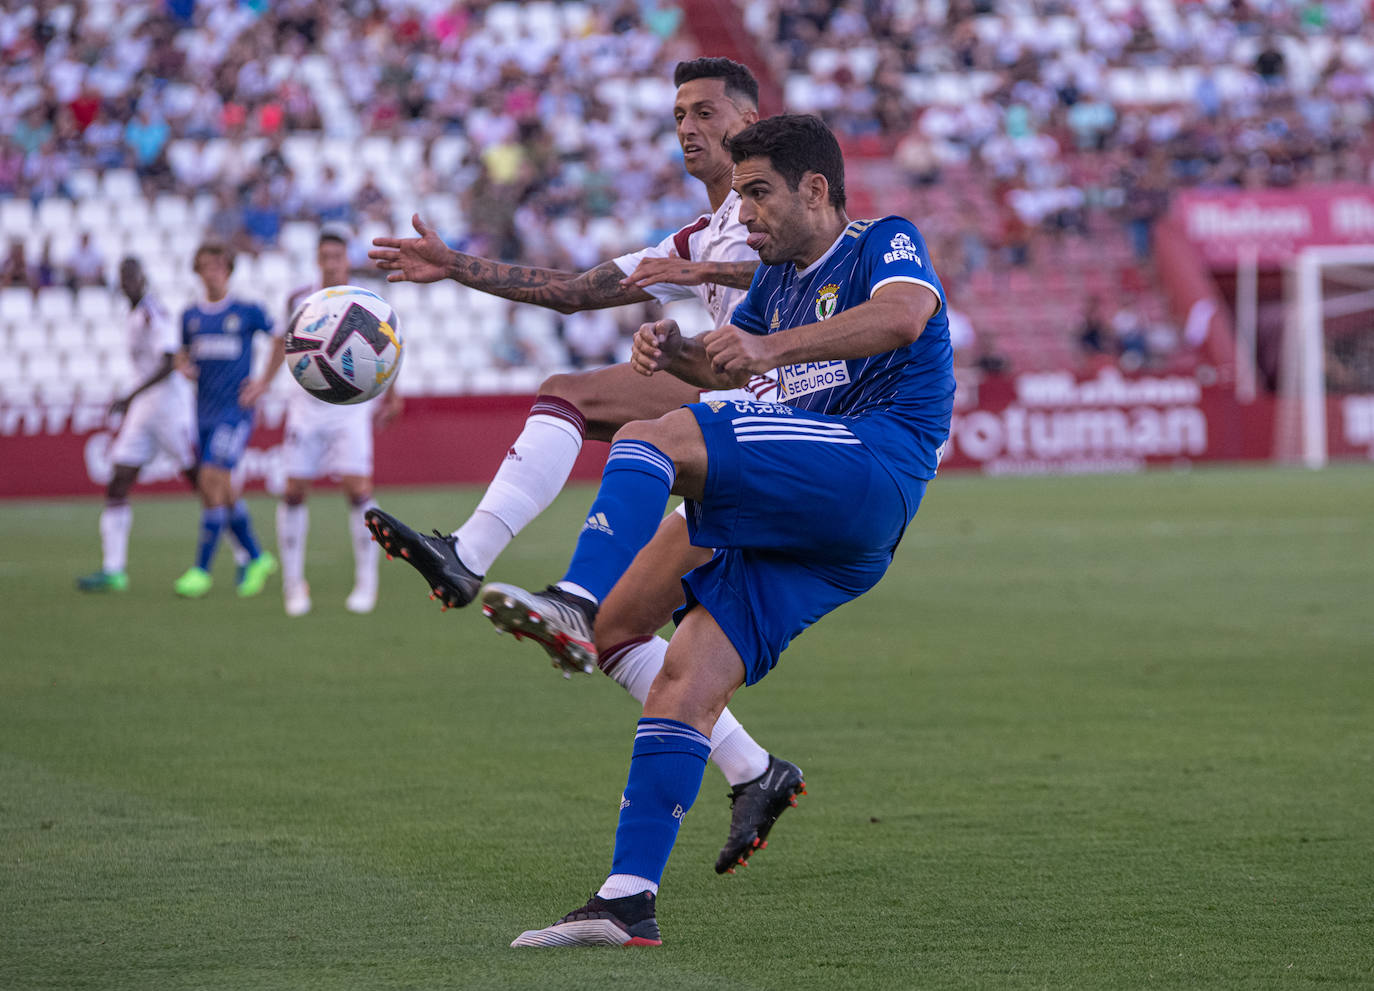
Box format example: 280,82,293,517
64,232,107,289
241,182,282,252
1076,294,1113,360
1,239,37,291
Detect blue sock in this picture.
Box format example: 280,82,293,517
564,440,675,601
609,717,711,885
196,506,228,571
228,500,262,560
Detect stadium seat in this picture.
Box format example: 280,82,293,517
35,287,75,322
36,197,75,229
0,198,34,238
101,170,140,201
75,286,113,322
0,287,34,323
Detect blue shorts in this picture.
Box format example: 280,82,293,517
197,414,254,470
676,400,924,685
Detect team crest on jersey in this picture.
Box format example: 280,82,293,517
883,232,923,266
224,314,241,333
815,283,840,321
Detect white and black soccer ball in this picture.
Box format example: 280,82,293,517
285,286,403,405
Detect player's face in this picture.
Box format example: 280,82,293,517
317,240,349,287
733,156,811,267
119,262,145,301
673,78,754,182
194,253,231,299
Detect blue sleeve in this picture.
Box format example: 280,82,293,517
181,309,191,350
727,266,769,335
860,217,945,315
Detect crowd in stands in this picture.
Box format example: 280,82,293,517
739,0,1374,373
0,0,703,274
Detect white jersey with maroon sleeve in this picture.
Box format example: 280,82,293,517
612,189,754,330
280,283,375,479
612,189,777,405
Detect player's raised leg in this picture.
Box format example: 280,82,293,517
368,365,698,609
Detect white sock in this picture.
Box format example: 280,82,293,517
277,502,309,587
451,409,584,575
99,502,132,574
349,498,378,592
598,873,657,898
601,636,772,786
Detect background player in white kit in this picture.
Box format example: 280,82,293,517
241,226,402,616
367,59,805,874
77,257,198,592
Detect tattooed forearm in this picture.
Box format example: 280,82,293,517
706,261,759,289
445,257,651,314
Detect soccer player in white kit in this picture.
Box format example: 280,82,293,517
241,226,402,616
367,59,804,874
77,257,198,592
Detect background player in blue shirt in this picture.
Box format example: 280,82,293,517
483,114,954,947
173,241,278,599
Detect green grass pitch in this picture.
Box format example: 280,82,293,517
3,465,1372,990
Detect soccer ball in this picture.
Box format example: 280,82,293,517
285,285,403,404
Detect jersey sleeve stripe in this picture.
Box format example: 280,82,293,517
672,216,711,261
871,276,944,315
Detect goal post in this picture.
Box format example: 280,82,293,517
1275,245,1374,468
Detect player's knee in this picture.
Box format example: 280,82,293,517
106,467,136,501
538,371,583,405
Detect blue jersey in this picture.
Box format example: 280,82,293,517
730,216,955,491
182,298,274,422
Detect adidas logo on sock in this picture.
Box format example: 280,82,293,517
582,512,614,536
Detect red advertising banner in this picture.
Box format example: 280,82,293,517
0,394,608,499
1171,185,1374,267
2,378,1370,499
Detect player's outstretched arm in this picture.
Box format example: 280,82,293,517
620,257,758,291
110,353,177,416
370,214,654,314
241,336,286,407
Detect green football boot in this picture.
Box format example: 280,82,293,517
174,566,213,598
76,570,128,593
237,552,278,598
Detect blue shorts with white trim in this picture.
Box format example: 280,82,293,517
676,399,924,685
197,414,254,470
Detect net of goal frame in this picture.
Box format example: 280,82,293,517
1275,245,1374,468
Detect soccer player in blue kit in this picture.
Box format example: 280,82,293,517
483,114,955,947
173,241,278,599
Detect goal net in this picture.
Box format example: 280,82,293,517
1275,245,1374,467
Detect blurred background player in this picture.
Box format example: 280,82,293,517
367,58,804,874
241,225,402,616
76,257,197,592
173,241,277,599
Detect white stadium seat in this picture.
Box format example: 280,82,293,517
0,287,34,323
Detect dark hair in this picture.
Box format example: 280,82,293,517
193,240,235,273
673,57,759,108
727,113,846,209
